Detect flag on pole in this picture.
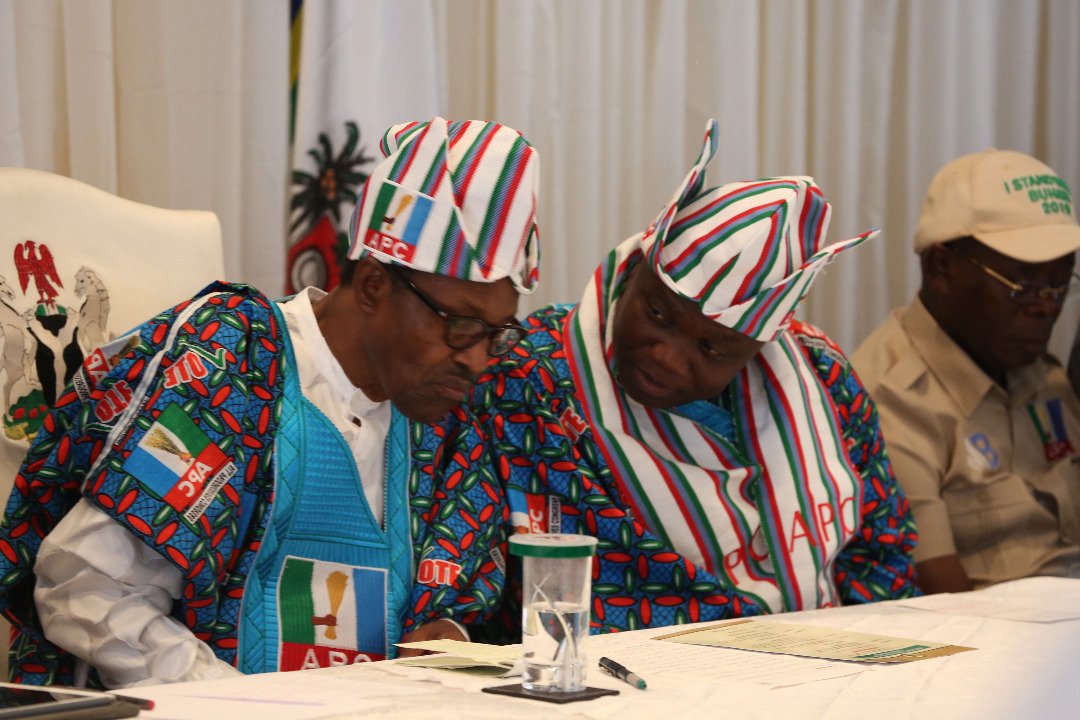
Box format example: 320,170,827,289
286,0,443,293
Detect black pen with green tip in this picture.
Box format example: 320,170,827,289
598,656,647,690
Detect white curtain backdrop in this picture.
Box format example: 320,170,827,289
287,1,443,292
0,0,287,301
3,0,1079,356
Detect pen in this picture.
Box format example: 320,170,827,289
109,693,155,711
598,656,647,690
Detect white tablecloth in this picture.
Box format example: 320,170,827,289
127,577,1080,720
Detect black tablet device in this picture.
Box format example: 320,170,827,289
0,684,126,719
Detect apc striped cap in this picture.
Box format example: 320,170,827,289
642,119,878,342
347,117,540,293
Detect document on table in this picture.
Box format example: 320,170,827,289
590,630,866,689
118,671,432,720
656,619,974,663
898,590,1080,623
394,639,520,676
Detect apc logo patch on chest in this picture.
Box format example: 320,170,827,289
278,557,388,669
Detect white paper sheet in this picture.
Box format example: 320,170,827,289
394,640,520,677
121,670,433,720
899,589,1080,623
589,627,866,690
656,619,972,662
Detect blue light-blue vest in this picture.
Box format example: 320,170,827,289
237,304,412,672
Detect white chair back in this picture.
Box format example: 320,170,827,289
0,168,224,678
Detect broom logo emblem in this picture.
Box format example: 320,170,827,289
382,195,414,231
311,571,349,640
143,428,193,464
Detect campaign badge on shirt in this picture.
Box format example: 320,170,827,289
964,432,1000,473
278,556,388,669
122,403,238,523
1026,398,1076,462
508,488,561,534
71,333,141,403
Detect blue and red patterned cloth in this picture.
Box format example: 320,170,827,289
0,283,506,684
465,302,919,636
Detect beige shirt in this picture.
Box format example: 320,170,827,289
852,298,1080,588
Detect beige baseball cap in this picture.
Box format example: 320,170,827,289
914,148,1080,262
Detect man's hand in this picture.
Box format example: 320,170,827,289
397,619,468,658
915,554,975,594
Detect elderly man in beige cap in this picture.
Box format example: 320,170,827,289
853,149,1080,594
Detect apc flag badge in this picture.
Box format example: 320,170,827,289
278,556,389,670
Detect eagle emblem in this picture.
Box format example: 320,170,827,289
14,240,64,311
2,241,112,444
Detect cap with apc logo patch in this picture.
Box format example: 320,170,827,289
914,149,1080,262
347,117,540,294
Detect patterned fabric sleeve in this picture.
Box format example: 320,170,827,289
0,283,282,684
792,321,920,603
471,307,762,637
1,354,95,684
404,405,508,633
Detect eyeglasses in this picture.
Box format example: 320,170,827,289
950,248,1079,305
384,264,526,357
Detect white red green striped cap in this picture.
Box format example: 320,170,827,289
641,119,878,341
347,117,541,294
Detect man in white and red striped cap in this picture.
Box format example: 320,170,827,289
463,119,918,641
3,118,542,686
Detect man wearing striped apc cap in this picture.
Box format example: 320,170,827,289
1,118,541,686
466,119,918,637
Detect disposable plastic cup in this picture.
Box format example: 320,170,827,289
509,533,598,693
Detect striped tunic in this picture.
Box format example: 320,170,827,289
469,303,919,635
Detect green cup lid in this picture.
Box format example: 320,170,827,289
509,533,598,559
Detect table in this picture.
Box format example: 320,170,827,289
126,576,1080,720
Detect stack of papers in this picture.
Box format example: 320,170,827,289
394,640,520,677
